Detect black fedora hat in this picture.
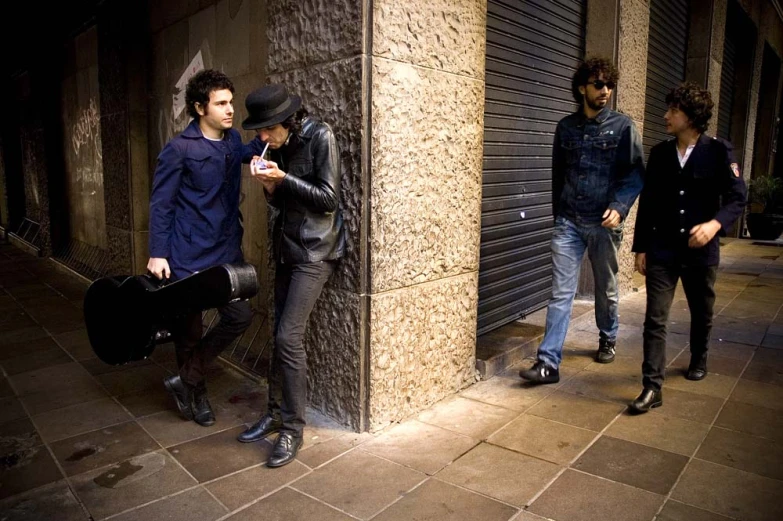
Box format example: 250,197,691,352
242,84,302,130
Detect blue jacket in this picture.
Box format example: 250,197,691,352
148,120,249,280
552,108,645,224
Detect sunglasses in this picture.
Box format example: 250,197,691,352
587,80,616,90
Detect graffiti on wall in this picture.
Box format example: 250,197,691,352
158,50,205,148
70,98,103,189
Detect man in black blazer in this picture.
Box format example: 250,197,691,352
630,82,746,413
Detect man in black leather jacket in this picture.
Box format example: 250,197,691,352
236,84,345,468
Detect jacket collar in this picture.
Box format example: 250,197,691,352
181,119,204,139
576,107,611,126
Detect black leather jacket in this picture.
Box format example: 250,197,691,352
264,118,345,264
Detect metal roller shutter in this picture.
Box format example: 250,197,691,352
643,0,690,156
478,0,586,336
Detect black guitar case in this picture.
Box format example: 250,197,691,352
83,262,259,366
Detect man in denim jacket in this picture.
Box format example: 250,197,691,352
520,57,645,384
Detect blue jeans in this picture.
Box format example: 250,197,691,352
537,216,623,368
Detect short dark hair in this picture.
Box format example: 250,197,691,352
665,82,714,133
185,69,235,120
572,57,620,105
281,107,309,135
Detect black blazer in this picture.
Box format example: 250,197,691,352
632,134,746,266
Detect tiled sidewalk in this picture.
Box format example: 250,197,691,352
1,239,782,521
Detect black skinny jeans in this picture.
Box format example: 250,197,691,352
268,261,335,436
172,300,254,388
642,260,717,391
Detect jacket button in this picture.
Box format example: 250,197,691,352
680,228,685,233
679,190,685,195
679,210,685,214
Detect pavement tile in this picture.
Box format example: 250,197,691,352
0,347,74,376
582,355,644,380
651,388,725,424
668,351,744,378
714,401,783,441
459,375,557,413
9,362,95,396
371,478,518,521
0,377,13,398
0,336,59,361
53,329,95,361
762,333,783,349
0,442,63,500
94,364,172,397
573,436,688,495
695,427,783,481
559,370,640,404
656,500,735,521
707,339,757,361
0,396,27,423
0,309,37,333
436,442,560,507
362,420,478,475
710,326,765,347
528,469,663,521
487,414,596,465
606,410,709,456
0,480,87,521
0,327,50,347
730,379,783,411
69,450,197,520
224,487,354,521
138,407,245,448
526,390,624,432
20,379,109,416
116,387,177,418
296,432,373,469
169,425,271,483
416,395,520,439
32,397,133,443
206,461,310,511
50,421,159,477
663,370,737,399
80,357,154,376
671,459,783,521
741,347,783,386
0,417,42,449
109,486,227,521
293,450,426,519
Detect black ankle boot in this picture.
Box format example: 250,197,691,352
596,338,616,364
629,388,663,414
686,352,708,381
163,375,194,421
193,382,215,427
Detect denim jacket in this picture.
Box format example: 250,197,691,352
552,108,645,224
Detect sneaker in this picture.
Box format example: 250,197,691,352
519,361,560,384
596,338,616,364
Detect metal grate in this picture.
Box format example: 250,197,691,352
52,239,111,280
9,217,42,251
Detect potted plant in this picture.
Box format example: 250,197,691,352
746,175,783,240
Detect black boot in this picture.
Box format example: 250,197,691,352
237,414,283,443
686,352,708,381
629,388,663,414
163,375,194,421
267,431,303,468
519,360,560,384
193,382,216,427
596,338,616,364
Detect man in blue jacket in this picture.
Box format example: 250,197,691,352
148,69,253,426
519,57,645,385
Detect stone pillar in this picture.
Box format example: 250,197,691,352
267,0,486,431
687,0,728,136
97,2,150,275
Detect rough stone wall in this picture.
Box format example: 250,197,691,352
266,0,366,429
367,0,486,431
615,0,650,294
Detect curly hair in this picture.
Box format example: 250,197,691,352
572,56,620,105
665,82,714,133
185,69,235,120
280,107,309,135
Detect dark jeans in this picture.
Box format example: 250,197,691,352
642,260,717,391
172,300,253,388
268,261,335,436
